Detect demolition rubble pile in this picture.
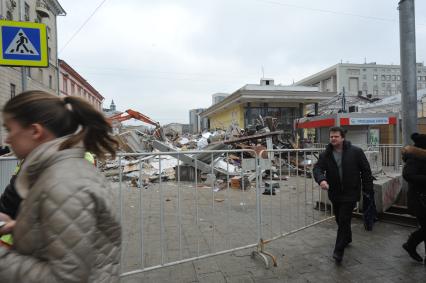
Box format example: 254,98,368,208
100,116,312,190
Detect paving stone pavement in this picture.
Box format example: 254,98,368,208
120,217,426,283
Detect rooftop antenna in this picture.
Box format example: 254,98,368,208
364,57,367,64
261,66,265,78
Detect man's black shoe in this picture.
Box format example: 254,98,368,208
333,250,343,263
402,243,423,262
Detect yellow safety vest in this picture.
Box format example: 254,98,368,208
84,152,95,165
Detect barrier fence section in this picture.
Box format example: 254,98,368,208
0,145,405,278
255,148,334,267
0,157,19,195
311,143,403,172
116,148,338,279
366,144,403,172
116,150,261,278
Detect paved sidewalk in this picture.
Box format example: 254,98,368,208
121,218,426,283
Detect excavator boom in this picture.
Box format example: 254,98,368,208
107,109,164,140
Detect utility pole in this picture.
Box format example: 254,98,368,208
399,0,417,145
19,0,27,92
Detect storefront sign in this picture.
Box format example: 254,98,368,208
349,117,389,125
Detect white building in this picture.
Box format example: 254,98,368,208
212,92,229,105
0,0,65,144
295,62,426,98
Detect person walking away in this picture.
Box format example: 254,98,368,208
313,127,373,263
0,90,121,282
401,133,426,264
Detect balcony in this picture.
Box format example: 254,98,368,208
36,0,50,18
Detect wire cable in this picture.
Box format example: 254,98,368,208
59,0,109,54
254,0,426,26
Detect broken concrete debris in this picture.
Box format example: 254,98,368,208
101,115,313,192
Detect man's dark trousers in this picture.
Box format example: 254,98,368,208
333,201,356,252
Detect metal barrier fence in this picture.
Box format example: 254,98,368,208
255,148,334,267
115,148,334,279
0,145,404,279
310,143,403,172
116,149,260,277
367,144,402,171
0,157,19,195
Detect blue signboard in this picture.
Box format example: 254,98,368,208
0,20,48,67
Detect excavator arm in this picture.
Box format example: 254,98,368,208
107,109,164,140
108,109,159,126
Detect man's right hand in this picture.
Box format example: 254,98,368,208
319,180,329,190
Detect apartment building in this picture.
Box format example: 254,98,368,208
59,59,104,111
295,62,426,98
0,0,65,144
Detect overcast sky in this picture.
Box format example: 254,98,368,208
57,0,426,125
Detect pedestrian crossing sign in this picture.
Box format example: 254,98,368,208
0,20,48,67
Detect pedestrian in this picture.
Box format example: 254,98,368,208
0,90,121,282
401,133,426,264
313,126,373,263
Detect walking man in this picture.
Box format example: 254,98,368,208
313,127,373,263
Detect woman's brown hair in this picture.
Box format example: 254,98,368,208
3,90,117,159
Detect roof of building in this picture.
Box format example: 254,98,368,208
46,0,66,16
358,88,426,111
200,82,336,117
295,62,425,86
59,59,104,101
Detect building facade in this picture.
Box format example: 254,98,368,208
59,59,104,111
0,0,65,145
295,62,426,98
200,78,335,138
189,108,208,134
163,123,191,136
212,92,229,105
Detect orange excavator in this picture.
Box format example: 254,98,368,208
107,109,165,140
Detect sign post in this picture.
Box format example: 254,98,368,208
0,20,48,67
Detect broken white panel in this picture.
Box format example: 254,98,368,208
212,157,240,173
241,158,272,171
150,155,179,173
179,137,190,145
197,137,209,150
202,132,213,139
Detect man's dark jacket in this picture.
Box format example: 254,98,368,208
313,141,373,202
402,145,426,218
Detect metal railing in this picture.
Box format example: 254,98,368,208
113,148,337,278
253,148,334,267
0,145,405,279
115,150,262,277
311,143,403,172
0,157,19,195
